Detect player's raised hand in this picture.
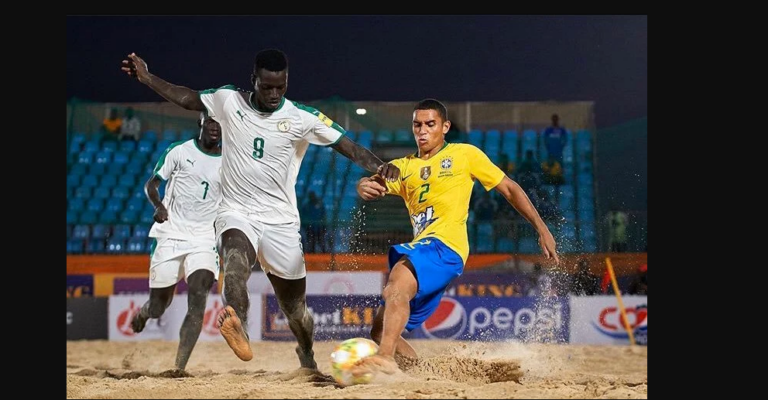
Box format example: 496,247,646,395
377,162,400,182
121,53,150,84
357,176,387,201
539,230,560,264
153,204,169,223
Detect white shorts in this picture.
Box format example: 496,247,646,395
149,238,220,288
215,211,306,280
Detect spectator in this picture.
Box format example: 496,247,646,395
542,114,568,164
120,107,142,141
101,108,122,140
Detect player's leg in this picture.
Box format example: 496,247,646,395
260,222,317,369
132,238,181,333
370,304,417,359
216,215,260,361
175,267,215,370
267,274,317,369
131,286,175,333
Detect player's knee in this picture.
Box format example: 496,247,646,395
281,299,309,322
222,249,250,277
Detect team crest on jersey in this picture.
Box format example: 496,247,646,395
420,166,431,180
277,120,291,132
317,112,334,128
440,157,453,170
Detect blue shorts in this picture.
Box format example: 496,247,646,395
386,237,464,331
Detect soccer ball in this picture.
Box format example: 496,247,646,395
329,337,379,386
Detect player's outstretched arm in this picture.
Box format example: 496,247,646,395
494,176,559,264
121,52,205,112
331,137,400,181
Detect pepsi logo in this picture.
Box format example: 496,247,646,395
421,297,467,339
116,300,141,336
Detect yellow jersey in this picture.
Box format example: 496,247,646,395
384,143,506,263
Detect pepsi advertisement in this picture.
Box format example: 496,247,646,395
406,296,570,342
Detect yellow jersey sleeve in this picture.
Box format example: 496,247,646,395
466,145,506,191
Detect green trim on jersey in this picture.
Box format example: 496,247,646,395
199,84,237,95
153,140,187,177
292,101,346,145
193,138,222,157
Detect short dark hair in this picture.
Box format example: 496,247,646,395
254,49,288,73
414,98,448,121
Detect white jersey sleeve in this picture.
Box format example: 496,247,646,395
153,141,185,180
293,102,346,146
199,85,238,120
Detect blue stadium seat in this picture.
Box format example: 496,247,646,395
72,225,90,240
113,151,130,165
105,198,123,212
133,224,150,238
106,238,125,254
518,237,538,254
502,130,518,160
395,129,411,142
92,187,111,200
86,198,104,212
67,239,84,254
95,151,111,164
497,237,516,253
86,239,106,254
83,141,100,153
120,210,139,224
81,175,98,188
112,224,132,240
75,186,91,199
67,174,80,188
105,163,123,176
162,129,177,141
140,209,155,224
112,187,130,200
100,174,118,189
89,164,106,176
91,224,110,240
126,197,145,212
125,160,144,175
143,130,158,142
102,141,118,153
99,210,118,225
68,198,85,213
118,174,136,188
67,210,78,225
137,140,154,154
77,152,93,165
70,164,87,176
377,130,393,143
126,237,146,254
119,141,136,153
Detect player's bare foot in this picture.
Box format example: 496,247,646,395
296,346,318,369
131,311,147,333
351,354,399,377
217,306,252,361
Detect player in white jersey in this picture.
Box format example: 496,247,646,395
122,49,400,367
130,114,222,372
